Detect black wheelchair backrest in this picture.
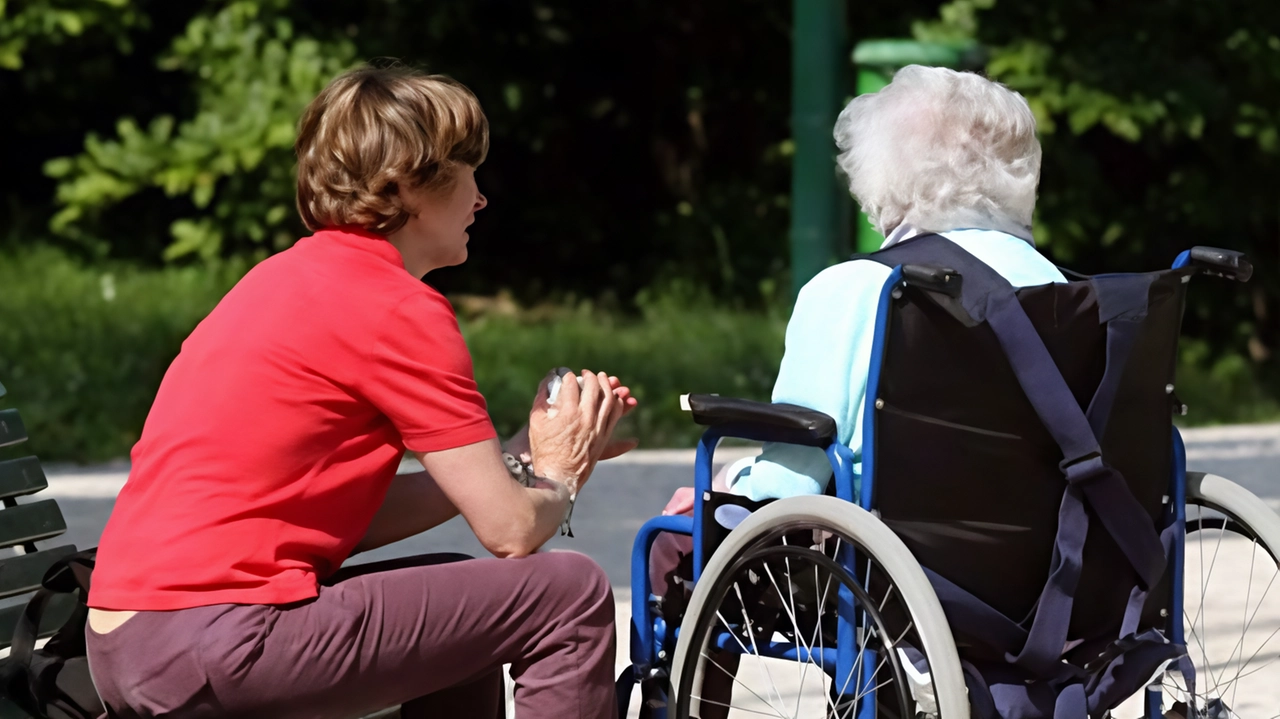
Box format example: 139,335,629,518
860,235,1190,659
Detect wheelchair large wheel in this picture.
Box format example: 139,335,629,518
1164,472,1280,718
669,496,968,719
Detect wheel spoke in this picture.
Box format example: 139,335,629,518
1221,561,1279,692
1186,515,1280,706
690,691,789,718
878,582,896,613
1224,650,1279,683
699,650,788,717
841,654,893,719
1192,520,1227,644
780,535,807,717
1231,536,1258,711
814,565,838,717
833,629,877,710
1195,523,1228,697
714,605,788,715
1222,621,1280,684
683,531,920,719
734,581,789,712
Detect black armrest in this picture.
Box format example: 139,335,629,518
684,394,837,447
1189,246,1253,282
902,264,962,297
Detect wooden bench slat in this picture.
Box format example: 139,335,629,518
0,409,26,449
0,590,78,650
0,457,48,500
0,501,67,549
0,545,77,600
0,409,27,449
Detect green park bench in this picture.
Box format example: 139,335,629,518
0,381,81,718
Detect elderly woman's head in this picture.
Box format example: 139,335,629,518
294,65,489,239
834,65,1040,239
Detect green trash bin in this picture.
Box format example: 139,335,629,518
850,39,985,253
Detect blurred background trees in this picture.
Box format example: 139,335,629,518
3,0,1279,459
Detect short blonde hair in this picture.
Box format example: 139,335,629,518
295,65,489,234
834,65,1040,237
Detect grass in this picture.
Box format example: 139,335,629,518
462,290,787,447
0,247,243,462
0,248,787,461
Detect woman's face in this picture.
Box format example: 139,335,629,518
387,166,488,277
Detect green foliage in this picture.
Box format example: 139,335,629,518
912,0,1280,405
2,247,1274,461
11,0,945,303
42,0,355,260
0,0,141,70
0,247,242,461
467,286,789,448
4,0,1280,455
0,247,789,460
1176,339,1280,426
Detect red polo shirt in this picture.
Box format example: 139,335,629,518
89,227,496,610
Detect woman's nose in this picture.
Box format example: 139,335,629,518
474,192,488,211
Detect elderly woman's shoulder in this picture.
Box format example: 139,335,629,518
797,258,895,303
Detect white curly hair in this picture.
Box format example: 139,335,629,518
834,65,1041,239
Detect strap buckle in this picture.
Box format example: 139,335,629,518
1059,453,1108,487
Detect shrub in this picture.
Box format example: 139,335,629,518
1,248,1275,462
0,248,242,462
0,249,786,460
464,290,787,448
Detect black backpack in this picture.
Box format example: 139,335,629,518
0,548,106,719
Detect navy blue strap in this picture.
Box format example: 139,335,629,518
1085,273,1158,438
961,659,1000,719
924,568,1030,650
1055,682,1088,719
1085,320,1141,438
865,236,1168,675
1122,516,1182,638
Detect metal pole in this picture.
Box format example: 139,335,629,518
790,0,849,301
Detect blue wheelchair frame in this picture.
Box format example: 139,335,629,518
622,255,1199,717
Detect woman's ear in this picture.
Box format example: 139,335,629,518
390,181,424,217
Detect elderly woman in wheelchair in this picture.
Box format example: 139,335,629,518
619,65,1278,719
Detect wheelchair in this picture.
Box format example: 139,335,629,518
617,238,1280,719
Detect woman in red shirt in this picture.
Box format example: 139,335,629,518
86,65,633,719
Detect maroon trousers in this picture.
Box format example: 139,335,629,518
86,552,618,719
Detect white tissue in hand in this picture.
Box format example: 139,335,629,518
546,372,584,405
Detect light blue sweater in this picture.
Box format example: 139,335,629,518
726,229,1067,501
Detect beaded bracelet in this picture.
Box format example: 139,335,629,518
502,452,575,537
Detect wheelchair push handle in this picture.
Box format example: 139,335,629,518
1176,246,1253,282
901,263,963,297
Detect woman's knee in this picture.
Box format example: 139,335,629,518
547,550,610,588
536,551,613,611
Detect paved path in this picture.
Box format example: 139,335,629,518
34,425,1280,716
39,425,1280,584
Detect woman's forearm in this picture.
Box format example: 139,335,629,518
411,442,578,558
517,478,572,552
354,471,460,553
